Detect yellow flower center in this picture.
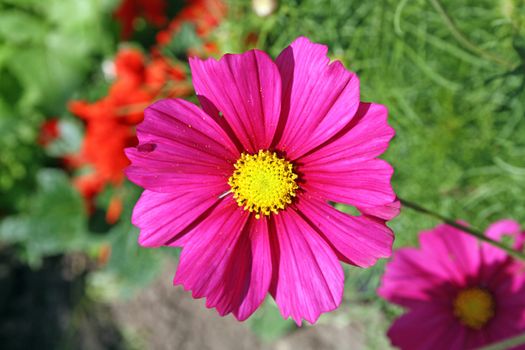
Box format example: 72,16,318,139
453,287,495,330
228,150,298,219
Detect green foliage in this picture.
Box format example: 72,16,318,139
0,0,116,113
163,23,203,57
247,299,296,341
88,183,167,300
0,0,116,213
45,119,83,157
0,103,42,213
0,169,88,266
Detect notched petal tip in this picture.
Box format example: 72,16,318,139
271,209,344,326
190,48,282,153
275,36,361,159
289,36,329,56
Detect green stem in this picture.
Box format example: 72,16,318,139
478,332,525,350
398,197,525,261
428,0,515,69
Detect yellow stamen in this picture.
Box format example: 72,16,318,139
453,287,495,329
228,150,298,219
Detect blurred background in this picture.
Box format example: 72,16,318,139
0,0,524,348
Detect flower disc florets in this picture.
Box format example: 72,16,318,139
228,150,298,218
453,287,495,330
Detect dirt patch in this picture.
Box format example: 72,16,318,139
111,261,262,350
111,261,367,350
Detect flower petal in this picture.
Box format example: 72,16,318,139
189,50,282,153
299,102,394,165
174,198,272,320
479,220,524,286
275,36,360,159
485,219,521,242
380,224,496,309
485,219,523,252
418,225,481,285
132,190,219,247
378,247,457,308
358,200,401,221
387,305,465,350
271,208,344,325
488,283,525,344
464,332,491,350
301,158,396,208
295,197,393,267
125,98,237,193
234,217,273,321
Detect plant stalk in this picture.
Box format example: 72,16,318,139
398,197,525,261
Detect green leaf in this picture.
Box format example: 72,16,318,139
0,10,47,44
165,23,203,56
46,118,83,157
88,184,167,299
0,169,87,265
0,1,114,114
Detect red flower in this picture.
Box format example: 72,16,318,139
156,0,226,56
106,196,123,224
68,48,191,221
145,55,191,97
114,48,146,86
114,0,168,39
97,244,112,266
73,174,105,214
38,119,60,146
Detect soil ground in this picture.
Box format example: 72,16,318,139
0,252,365,349
111,262,366,350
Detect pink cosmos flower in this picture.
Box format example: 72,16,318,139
125,36,397,324
379,220,525,349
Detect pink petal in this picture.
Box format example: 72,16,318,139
486,219,521,242
197,94,243,151
189,50,282,153
125,98,237,193
379,226,479,308
234,217,273,321
301,158,395,208
485,219,523,252
132,190,219,247
480,220,523,285
295,197,393,267
418,224,481,284
387,305,465,350
299,102,394,165
378,247,456,308
271,208,344,325
482,290,525,350
487,260,525,305
174,198,272,320
358,200,401,221
478,308,525,350
275,37,360,159
464,331,491,350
